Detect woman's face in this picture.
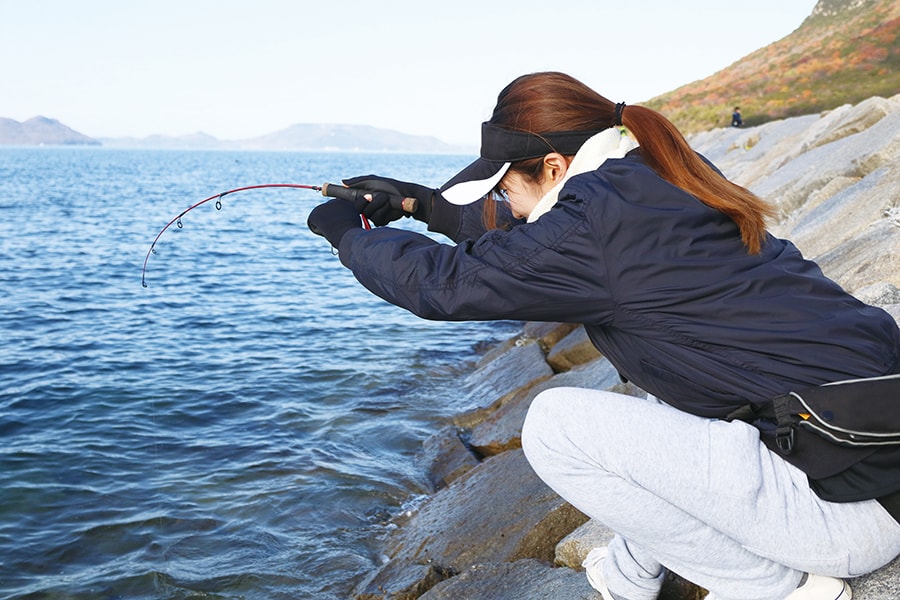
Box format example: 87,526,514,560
498,171,554,220
498,153,569,220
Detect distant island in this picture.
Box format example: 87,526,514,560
0,116,474,154
0,116,101,146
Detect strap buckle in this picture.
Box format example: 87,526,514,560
775,425,795,455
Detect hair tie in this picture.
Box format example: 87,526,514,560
614,102,626,127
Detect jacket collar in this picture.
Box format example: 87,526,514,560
527,128,638,223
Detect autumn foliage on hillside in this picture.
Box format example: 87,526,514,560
645,0,900,134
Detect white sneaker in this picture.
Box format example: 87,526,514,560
706,574,852,600
785,574,851,600
582,546,617,600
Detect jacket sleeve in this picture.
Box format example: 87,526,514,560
337,197,614,324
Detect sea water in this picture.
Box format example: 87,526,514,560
0,147,520,599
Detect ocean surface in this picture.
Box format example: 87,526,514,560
0,147,521,599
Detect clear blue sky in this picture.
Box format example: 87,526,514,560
0,0,819,145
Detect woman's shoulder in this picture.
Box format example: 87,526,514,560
563,154,685,208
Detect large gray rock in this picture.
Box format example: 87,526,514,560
546,326,603,373
688,114,819,183
774,164,899,262
809,219,900,292
791,96,898,154
419,557,708,600
854,283,900,307
418,560,602,600
882,303,900,323
852,555,900,599
688,94,900,197
751,109,900,220
415,424,480,491
352,449,589,598
555,519,617,569
455,338,554,414
521,321,581,353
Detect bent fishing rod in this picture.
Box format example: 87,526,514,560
141,182,417,288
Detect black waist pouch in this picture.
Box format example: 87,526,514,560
759,374,900,455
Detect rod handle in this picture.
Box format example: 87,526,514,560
321,183,418,213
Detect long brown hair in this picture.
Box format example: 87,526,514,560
486,72,774,254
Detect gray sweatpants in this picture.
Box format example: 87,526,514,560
521,388,900,600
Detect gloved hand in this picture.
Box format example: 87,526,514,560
342,175,436,226
307,198,362,248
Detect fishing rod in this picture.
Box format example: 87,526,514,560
141,182,417,288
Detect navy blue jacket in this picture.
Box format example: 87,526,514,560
338,153,900,495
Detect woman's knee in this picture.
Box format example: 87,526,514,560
522,387,571,439
522,387,608,469
522,388,651,473
521,388,570,465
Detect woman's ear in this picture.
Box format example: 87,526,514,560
543,153,569,184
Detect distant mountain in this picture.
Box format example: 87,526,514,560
645,0,900,133
0,116,100,146
98,124,472,154
0,118,471,153
237,123,471,154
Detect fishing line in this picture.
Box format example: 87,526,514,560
141,182,417,288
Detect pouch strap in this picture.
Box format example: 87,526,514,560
772,394,798,455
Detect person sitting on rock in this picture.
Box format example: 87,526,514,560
732,106,743,127
307,71,900,600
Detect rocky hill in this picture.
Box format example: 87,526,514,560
646,0,900,133
0,116,100,146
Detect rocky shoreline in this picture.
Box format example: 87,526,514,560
351,94,900,600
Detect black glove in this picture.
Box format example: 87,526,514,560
307,198,362,248
342,175,436,226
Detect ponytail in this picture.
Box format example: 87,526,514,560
621,105,774,254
